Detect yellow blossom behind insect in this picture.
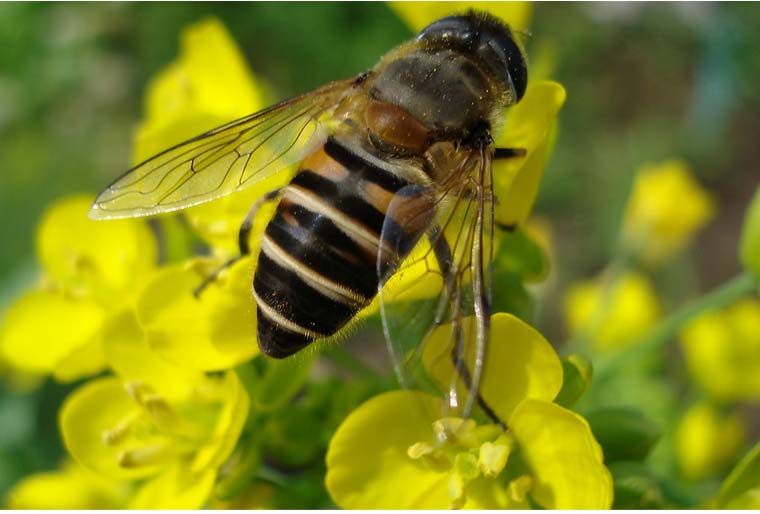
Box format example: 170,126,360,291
675,402,746,482
564,271,661,351
622,159,715,265
0,195,157,381
680,299,760,402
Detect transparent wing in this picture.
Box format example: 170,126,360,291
377,145,500,426
90,76,361,219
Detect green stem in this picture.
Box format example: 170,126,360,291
599,271,757,376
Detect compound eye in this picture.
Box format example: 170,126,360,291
417,15,475,47
487,35,527,102
504,39,527,102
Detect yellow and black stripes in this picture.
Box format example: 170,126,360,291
253,138,431,358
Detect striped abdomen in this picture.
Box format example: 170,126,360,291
253,139,433,358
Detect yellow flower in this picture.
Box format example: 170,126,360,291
680,299,760,402
60,373,247,508
493,81,566,227
564,271,661,351
5,460,130,509
524,216,555,269
325,314,612,509
135,256,259,371
0,195,157,381
59,308,249,509
675,402,745,481
422,313,563,422
622,159,716,265
134,17,266,163
134,17,284,255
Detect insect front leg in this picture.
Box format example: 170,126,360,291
193,188,284,298
494,221,517,232
494,147,527,159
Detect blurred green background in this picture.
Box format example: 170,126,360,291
1,1,759,501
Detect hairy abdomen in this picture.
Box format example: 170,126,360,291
253,138,432,358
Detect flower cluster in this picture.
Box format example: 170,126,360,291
1,195,157,381
4,4,759,510
559,135,760,506
563,159,715,353
1,19,267,509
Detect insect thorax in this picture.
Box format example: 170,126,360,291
368,46,506,145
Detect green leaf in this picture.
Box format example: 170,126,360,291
264,408,325,468
491,271,534,321
740,187,760,279
716,441,760,508
585,407,661,463
554,354,593,408
255,352,317,412
608,461,665,509
494,227,550,281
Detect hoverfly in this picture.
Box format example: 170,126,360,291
91,11,528,426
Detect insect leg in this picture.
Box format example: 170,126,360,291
494,221,516,232
494,147,527,159
429,225,507,429
193,188,283,297
237,188,284,255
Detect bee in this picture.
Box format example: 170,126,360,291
90,11,528,424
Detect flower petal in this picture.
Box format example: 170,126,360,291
134,17,265,163
60,376,162,480
101,308,204,397
128,464,216,509
679,299,760,402
36,195,157,300
132,17,274,252
493,81,566,226
1,289,105,376
135,258,258,371
564,271,661,351
326,390,452,509
53,335,107,383
510,399,613,509
190,371,249,472
5,460,129,509
422,313,563,422
622,159,715,264
676,402,745,481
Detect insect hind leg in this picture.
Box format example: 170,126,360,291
429,225,507,429
193,188,283,298
449,342,506,430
